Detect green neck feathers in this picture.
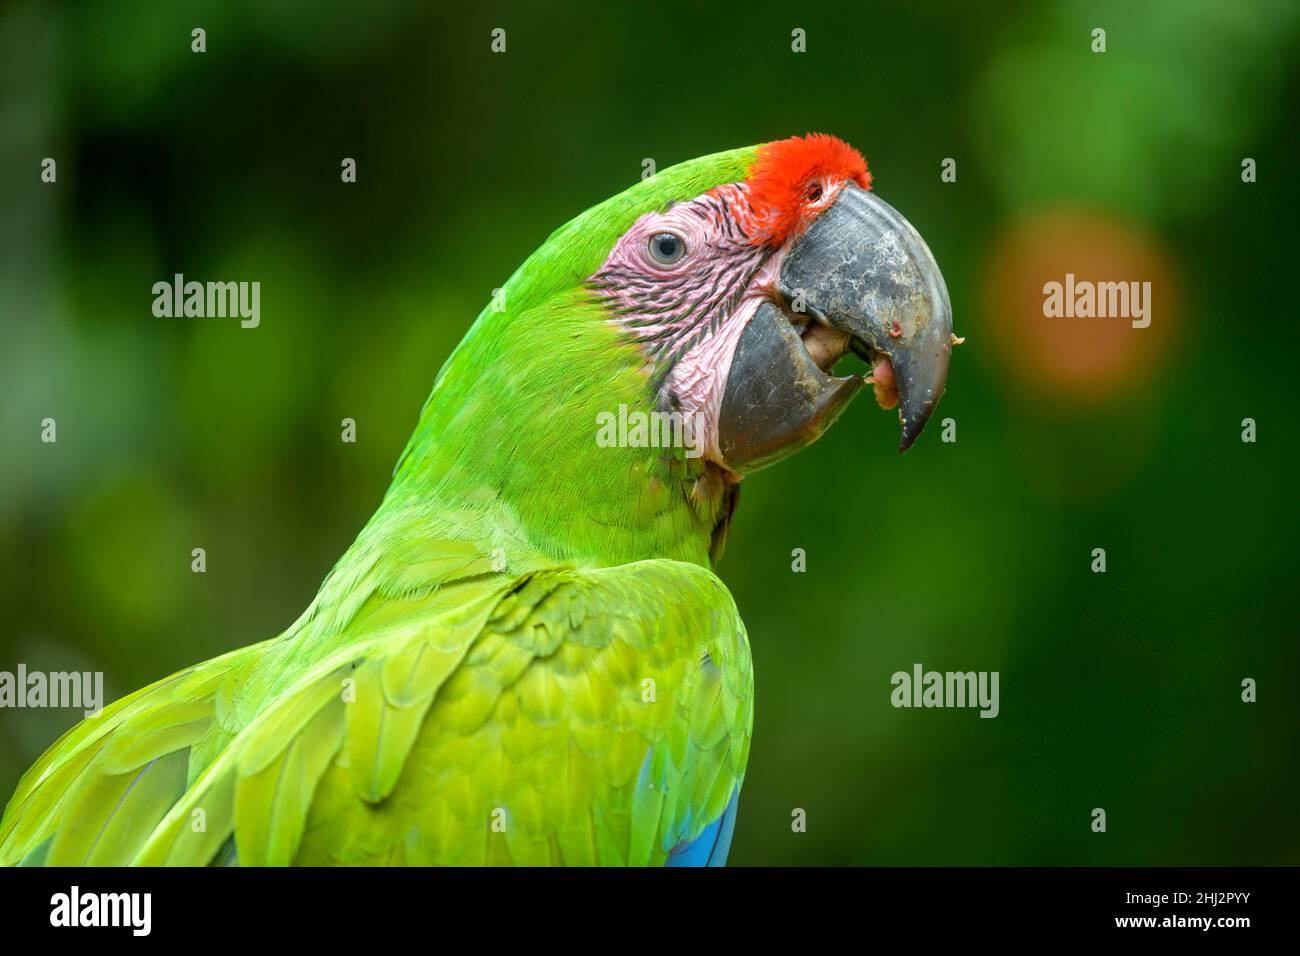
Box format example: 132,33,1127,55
381,147,759,569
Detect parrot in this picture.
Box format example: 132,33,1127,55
0,133,952,866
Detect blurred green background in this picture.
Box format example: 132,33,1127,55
1,0,1297,865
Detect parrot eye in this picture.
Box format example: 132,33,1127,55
647,232,686,265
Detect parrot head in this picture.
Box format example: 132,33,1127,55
394,133,954,565
592,133,952,473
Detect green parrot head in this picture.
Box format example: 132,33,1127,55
391,134,953,567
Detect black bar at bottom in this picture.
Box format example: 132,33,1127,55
0,866,1290,941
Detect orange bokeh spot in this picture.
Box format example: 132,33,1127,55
982,209,1179,410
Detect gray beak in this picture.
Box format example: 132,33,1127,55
779,184,953,452
718,184,953,472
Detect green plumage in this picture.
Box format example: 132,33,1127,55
1,147,761,866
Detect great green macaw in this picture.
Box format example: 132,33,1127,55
1,133,952,866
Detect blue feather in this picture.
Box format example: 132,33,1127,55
665,786,739,867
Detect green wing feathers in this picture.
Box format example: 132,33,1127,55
0,645,260,866
0,561,752,866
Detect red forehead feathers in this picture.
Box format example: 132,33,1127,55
742,133,872,246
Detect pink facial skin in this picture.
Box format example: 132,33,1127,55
589,183,788,467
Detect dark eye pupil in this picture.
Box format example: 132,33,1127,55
648,233,684,264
